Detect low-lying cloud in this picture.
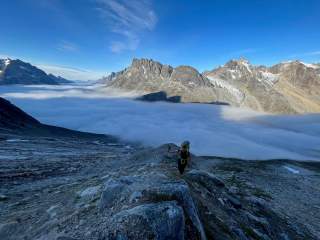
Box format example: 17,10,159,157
1,85,320,161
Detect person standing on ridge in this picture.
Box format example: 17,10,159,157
168,141,191,174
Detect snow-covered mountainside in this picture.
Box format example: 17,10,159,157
0,58,70,85
105,58,320,114
205,58,320,113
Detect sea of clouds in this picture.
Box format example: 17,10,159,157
1,84,320,160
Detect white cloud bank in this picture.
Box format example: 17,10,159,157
1,85,320,161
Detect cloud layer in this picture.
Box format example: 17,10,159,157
1,85,320,161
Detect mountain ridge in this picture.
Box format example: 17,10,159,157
104,57,320,114
0,58,71,85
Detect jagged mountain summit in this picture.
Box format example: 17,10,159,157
105,58,320,114
205,58,320,113
0,58,70,85
106,58,236,104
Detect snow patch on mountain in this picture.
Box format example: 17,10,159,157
227,69,241,79
301,62,319,69
207,76,244,102
4,58,11,66
259,71,279,85
241,60,252,73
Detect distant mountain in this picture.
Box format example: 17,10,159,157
105,58,320,114
0,97,40,130
205,59,320,113
0,97,109,139
106,58,235,104
0,58,71,85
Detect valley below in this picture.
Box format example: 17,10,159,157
1,84,320,160
1,84,320,239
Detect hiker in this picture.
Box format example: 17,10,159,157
168,141,191,174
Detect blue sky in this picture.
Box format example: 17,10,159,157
0,0,320,80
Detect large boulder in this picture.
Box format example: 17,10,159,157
98,174,206,240
108,202,185,240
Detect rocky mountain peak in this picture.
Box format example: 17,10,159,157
0,58,70,85
3,58,11,66
269,60,320,75
171,65,208,86
225,57,250,66
132,58,160,67
223,57,253,74
106,57,320,114
130,58,173,77
107,58,219,103
0,58,11,71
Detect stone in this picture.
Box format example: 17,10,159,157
226,195,242,209
99,180,126,210
56,236,78,240
0,194,8,201
185,169,225,189
77,186,100,199
141,183,207,240
109,202,185,240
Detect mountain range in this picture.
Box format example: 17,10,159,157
1,57,320,114
0,58,70,85
105,58,320,114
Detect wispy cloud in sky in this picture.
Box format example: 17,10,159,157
96,0,157,53
289,50,320,59
306,51,320,56
36,64,106,81
57,40,79,52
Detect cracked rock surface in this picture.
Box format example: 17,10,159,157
0,134,319,240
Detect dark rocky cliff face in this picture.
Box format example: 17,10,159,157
0,59,70,85
0,97,107,139
0,97,40,130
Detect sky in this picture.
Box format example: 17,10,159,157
0,0,320,80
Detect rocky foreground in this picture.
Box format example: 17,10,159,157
0,132,319,240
